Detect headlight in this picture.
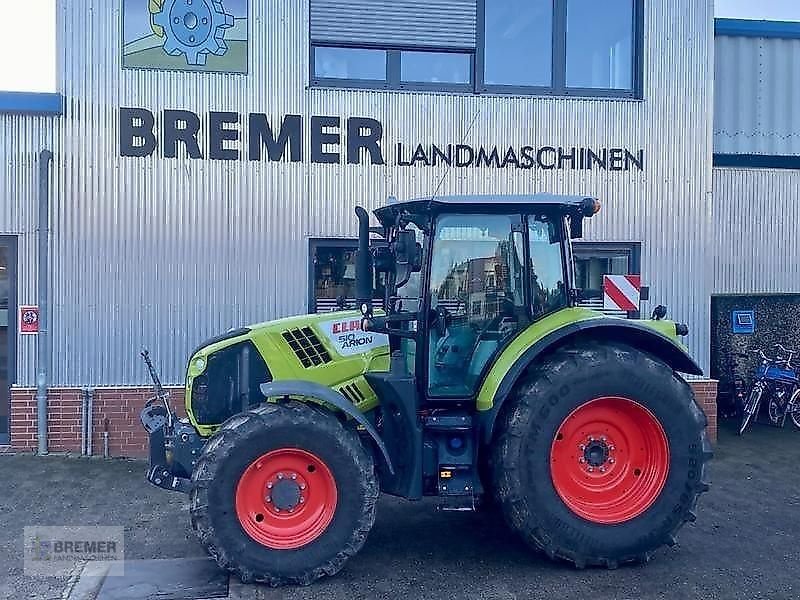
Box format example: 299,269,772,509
191,356,206,375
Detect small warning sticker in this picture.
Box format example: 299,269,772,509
20,306,40,335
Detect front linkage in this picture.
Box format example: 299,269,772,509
140,349,203,494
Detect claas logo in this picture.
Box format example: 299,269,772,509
331,320,374,349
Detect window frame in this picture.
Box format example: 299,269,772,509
573,241,642,317
309,0,643,99
476,0,644,99
310,42,475,93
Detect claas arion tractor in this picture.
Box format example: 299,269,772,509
140,194,711,585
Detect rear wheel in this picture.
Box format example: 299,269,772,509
739,385,763,435
490,343,711,568
190,401,378,586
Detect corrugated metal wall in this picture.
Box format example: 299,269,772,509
713,167,800,294
0,0,714,386
715,34,800,155
0,114,56,386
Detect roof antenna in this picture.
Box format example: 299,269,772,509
427,108,482,209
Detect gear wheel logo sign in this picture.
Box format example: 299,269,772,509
153,0,234,66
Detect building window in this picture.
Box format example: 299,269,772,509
310,0,642,98
309,239,391,312
313,47,387,81
573,242,641,316
565,0,635,91
482,0,553,88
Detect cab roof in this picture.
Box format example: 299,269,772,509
373,193,598,226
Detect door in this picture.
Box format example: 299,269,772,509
427,214,528,397
0,238,16,445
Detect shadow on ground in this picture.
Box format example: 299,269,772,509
1,421,798,600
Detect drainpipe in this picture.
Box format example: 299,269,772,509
86,387,94,457
36,149,53,456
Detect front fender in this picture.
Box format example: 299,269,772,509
260,380,394,474
476,311,703,443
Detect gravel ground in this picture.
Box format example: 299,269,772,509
1,421,799,600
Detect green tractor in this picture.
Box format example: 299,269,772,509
141,194,711,585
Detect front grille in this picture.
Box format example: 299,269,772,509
190,340,271,425
282,327,332,368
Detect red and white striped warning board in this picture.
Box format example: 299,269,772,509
603,275,641,312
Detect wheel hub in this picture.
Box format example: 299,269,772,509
583,439,611,467
268,477,302,511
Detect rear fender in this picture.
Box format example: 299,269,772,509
260,380,394,474
477,318,703,444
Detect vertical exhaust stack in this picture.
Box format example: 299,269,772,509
354,207,373,317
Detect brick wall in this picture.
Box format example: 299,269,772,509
10,387,185,457
691,379,718,443
10,380,718,457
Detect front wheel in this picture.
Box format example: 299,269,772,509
190,401,378,586
490,343,712,568
739,386,763,435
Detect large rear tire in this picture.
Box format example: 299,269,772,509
190,401,378,586
490,343,711,568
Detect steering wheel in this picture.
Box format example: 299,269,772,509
433,304,450,337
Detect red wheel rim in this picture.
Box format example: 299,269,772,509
549,397,670,525
235,449,337,549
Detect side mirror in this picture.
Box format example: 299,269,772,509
394,230,422,289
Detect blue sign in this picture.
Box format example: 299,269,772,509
732,310,756,334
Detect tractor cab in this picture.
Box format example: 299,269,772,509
358,194,600,396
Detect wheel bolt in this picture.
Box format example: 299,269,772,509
579,457,586,464
588,467,594,473
291,473,297,480
277,473,284,480
609,445,615,451
267,482,273,489
256,462,263,470
588,436,594,442
600,467,606,473
601,436,606,442
299,497,305,503
289,508,294,513
299,484,306,490
579,444,586,451
609,458,615,464
266,496,271,503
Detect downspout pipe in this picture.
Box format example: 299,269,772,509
36,149,53,456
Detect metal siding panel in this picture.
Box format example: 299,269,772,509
0,114,55,388
714,35,800,155
712,167,800,295
310,0,477,49
3,0,713,385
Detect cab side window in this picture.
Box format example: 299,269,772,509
428,214,527,397
528,216,568,317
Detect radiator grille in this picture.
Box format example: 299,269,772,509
282,327,332,368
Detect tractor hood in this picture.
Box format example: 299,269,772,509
184,311,390,434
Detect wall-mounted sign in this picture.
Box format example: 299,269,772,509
732,310,756,335
603,275,641,312
119,107,645,172
122,0,249,73
19,305,39,335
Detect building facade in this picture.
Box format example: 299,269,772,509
2,0,763,455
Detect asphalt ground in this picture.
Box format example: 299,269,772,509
2,420,799,600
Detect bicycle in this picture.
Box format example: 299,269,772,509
739,344,800,436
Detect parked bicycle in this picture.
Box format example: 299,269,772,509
739,344,800,435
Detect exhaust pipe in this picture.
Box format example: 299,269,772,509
354,207,373,316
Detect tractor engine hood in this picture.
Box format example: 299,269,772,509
184,311,390,435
